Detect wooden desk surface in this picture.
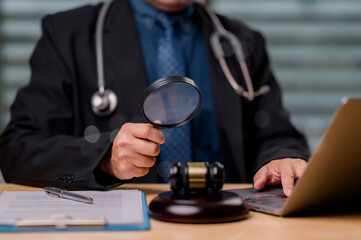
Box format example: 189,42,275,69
0,183,360,240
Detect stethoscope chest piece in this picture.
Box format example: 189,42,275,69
91,89,118,116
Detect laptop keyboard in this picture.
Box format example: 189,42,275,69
227,188,289,214
244,194,288,209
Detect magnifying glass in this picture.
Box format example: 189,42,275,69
141,76,202,129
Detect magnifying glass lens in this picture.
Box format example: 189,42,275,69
141,76,202,128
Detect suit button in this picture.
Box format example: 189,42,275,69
65,174,74,184
56,173,74,185
55,175,61,184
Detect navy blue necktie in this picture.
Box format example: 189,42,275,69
155,13,192,180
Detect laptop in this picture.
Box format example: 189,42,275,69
228,98,361,216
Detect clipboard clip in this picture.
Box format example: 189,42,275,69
15,214,106,229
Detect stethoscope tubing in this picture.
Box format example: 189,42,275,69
92,0,270,116
95,0,114,95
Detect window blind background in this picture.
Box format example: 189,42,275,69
210,0,361,150
0,0,360,183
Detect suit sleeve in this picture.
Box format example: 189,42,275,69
244,32,310,176
0,16,125,189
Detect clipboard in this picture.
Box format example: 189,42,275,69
0,191,150,232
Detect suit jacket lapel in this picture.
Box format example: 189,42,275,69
195,5,247,182
102,0,149,122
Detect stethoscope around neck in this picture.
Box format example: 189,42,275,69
91,0,270,116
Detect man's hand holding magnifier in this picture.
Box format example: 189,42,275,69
99,123,165,180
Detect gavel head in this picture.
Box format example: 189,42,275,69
168,162,224,193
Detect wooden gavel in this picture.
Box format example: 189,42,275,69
168,162,224,193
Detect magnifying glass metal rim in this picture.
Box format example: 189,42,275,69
141,75,202,129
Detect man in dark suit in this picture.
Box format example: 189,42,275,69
0,0,309,196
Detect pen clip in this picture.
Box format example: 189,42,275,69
44,190,61,198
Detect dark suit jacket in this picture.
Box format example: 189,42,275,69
0,0,309,189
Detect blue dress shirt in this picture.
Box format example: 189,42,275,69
129,0,223,165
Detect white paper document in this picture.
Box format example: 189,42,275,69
0,189,144,226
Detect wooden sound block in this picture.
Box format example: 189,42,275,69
148,190,249,223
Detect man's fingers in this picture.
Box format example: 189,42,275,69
131,166,150,178
281,159,308,196
132,155,156,168
280,164,295,197
125,123,165,144
111,153,154,179
253,166,269,190
131,137,161,157
252,159,308,196
295,159,308,178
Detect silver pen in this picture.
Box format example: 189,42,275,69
44,187,93,204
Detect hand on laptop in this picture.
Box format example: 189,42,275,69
253,158,308,197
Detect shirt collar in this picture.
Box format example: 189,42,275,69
130,0,195,32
